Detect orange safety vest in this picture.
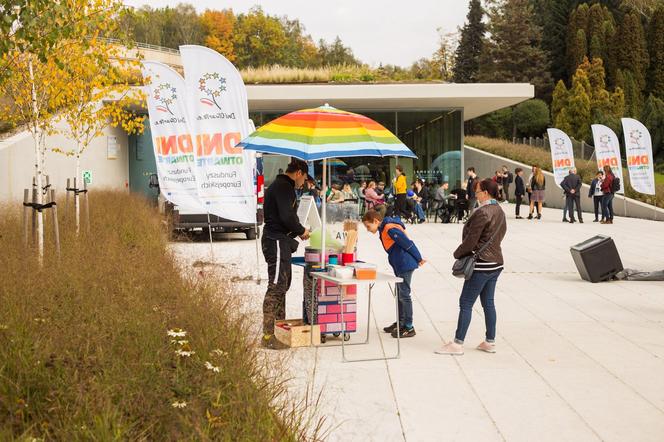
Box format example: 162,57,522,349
380,223,408,252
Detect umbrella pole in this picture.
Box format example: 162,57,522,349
321,158,327,269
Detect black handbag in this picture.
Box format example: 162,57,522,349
452,212,505,280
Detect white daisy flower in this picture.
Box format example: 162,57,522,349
171,401,187,409
175,349,195,357
205,361,221,373
210,349,228,357
170,339,189,346
167,328,187,338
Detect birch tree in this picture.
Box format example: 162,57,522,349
52,38,145,233
0,0,125,262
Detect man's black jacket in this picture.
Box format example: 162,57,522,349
561,173,582,195
263,174,306,240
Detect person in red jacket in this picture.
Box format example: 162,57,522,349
600,165,615,224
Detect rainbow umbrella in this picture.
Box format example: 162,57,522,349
237,104,416,160
238,104,416,268
327,158,347,167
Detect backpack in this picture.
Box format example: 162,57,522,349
611,177,621,193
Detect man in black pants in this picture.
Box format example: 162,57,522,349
466,167,477,215
262,159,310,349
561,168,583,223
514,168,525,219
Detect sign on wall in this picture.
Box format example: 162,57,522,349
107,136,119,160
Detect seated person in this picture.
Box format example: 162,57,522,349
304,176,321,208
326,183,345,204
450,185,469,220
364,181,387,216
407,189,426,223
434,181,450,203
341,183,358,202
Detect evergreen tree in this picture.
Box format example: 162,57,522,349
453,0,485,83
647,6,664,98
641,94,664,158
568,29,588,77
565,3,616,83
617,69,644,117
513,99,550,136
566,68,592,141
539,0,579,85
478,0,552,97
613,10,649,93
567,4,590,78
551,79,569,124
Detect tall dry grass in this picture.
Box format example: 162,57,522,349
0,191,324,440
466,135,664,209
241,64,377,84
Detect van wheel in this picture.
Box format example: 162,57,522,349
245,227,259,240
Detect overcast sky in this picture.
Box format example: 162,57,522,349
124,0,471,67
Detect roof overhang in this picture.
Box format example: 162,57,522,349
245,83,534,121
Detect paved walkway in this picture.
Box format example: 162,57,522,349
172,204,664,442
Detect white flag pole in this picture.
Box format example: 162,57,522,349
206,211,214,260
321,158,327,269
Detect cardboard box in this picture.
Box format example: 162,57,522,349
274,319,320,347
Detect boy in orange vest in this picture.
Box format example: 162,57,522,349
362,209,425,338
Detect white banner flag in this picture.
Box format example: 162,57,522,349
180,45,257,223
141,61,203,212
591,124,625,194
547,128,576,188
621,118,656,195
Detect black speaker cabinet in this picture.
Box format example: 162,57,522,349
570,235,623,283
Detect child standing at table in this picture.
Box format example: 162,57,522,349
362,209,426,338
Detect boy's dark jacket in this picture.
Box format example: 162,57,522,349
378,217,422,274
515,175,525,196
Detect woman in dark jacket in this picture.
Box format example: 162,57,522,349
436,179,507,356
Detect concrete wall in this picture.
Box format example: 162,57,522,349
0,123,129,202
463,145,664,221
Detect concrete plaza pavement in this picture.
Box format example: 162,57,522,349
172,203,664,442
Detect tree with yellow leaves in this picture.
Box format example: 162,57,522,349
52,37,145,234
201,9,236,62
0,0,128,262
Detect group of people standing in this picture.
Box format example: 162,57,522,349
467,165,546,221
588,165,619,224
469,163,620,225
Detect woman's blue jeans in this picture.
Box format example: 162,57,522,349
454,269,502,344
602,193,614,220
414,202,425,221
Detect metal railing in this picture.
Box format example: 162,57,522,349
513,135,598,162
98,37,180,55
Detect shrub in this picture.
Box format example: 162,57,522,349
513,99,550,137
0,191,322,440
465,135,664,208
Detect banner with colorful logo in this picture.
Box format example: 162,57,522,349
547,128,576,188
179,45,257,224
591,124,625,194
621,118,656,195
141,61,203,212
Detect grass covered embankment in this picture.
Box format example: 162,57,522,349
465,135,664,209
0,191,318,440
